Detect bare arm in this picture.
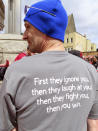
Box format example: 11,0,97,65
87,119,98,131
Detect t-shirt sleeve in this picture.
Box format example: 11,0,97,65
88,72,98,119
0,79,17,131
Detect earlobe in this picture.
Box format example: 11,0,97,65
23,35,27,40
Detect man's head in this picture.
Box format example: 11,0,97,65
23,0,68,53
23,21,47,53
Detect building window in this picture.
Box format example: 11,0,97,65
67,38,69,43
71,38,73,43
91,46,93,50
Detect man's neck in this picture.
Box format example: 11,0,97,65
42,39,65,52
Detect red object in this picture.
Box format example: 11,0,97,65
14,52,27,61
80,52,83,58
0,60,9,67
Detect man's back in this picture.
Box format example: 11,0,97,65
2,51,98,131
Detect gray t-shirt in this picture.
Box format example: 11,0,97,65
0,51,98,131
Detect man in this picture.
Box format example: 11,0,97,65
0,0,98,131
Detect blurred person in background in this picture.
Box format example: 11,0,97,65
68,50,83,58
0,47,33,81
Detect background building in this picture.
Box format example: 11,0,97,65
0,34,27,64
64,14,96,52
0,0,5,31
0,0,26,64
5,0,21,34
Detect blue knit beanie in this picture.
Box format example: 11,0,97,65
24,0,68,42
